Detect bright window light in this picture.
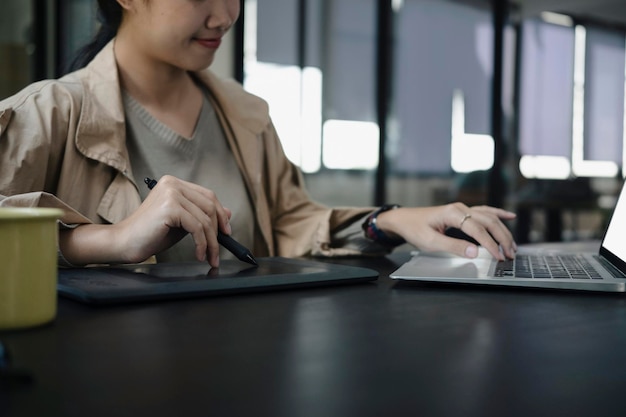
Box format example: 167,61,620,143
540,12,573,27
450,89,494,173
451,134,495,173
322,120,379,170
392,0,404,13
519,155,571,179
571,25,620,178
244,62,323,173
242,0,322,173
300,67,323,173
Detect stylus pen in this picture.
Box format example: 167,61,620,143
144,177,258,266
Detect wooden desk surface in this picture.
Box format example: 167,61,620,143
2,248,626,417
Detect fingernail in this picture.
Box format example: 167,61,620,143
225,222,232,235
465,245,478,258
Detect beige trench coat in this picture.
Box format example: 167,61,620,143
0,41,373,259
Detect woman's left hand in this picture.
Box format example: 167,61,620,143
375,203,517,260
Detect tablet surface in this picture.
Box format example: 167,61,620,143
57,257,379,305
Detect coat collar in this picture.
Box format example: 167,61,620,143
194,70,270,136
71,40,270,179
72,41,129,175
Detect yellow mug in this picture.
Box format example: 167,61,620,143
0,207,64,329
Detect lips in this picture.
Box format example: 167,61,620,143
195,38,222,49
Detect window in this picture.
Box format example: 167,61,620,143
518,17,575,179
243,0,378,174
390,0,494,176
578,25,625,176
245,0,496,176
518,15,626,179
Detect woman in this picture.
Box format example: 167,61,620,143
0,0,516,267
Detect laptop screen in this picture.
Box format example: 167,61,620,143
600,181,626,274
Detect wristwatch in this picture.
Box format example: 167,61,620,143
361,204,406,247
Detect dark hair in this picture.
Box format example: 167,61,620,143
66,0,123,72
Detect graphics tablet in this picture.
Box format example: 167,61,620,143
58,257,379,305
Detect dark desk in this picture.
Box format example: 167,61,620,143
3,248,626,417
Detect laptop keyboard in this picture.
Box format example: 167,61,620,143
495,254,603,280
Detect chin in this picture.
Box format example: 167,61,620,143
186,57,215,72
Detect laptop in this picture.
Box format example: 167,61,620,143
390,181,626,293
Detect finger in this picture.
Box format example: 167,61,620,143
461,211,514,260
157,177,224,264
469,207,517,258
172,178,232,234
443,205,499,259
471,205,517,221
175,197,221,266
154,189,216,265
459,218,504,260
420,229,481,259
220,207,233,235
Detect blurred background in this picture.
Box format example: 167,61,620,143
2,0,626,244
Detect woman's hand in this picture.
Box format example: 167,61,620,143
59,175,231,267
375,203,517,260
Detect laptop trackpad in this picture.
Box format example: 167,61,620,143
405,249,494,278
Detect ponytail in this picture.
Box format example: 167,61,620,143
66,0,123,72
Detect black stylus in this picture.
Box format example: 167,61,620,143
144,177,258,266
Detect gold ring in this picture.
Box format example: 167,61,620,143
459,213,472,229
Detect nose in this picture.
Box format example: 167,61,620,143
206,0,235,32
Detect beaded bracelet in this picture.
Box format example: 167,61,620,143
361,204,406,247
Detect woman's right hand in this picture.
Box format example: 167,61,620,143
59,175,232,267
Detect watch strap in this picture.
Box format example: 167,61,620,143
361,204,405,247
